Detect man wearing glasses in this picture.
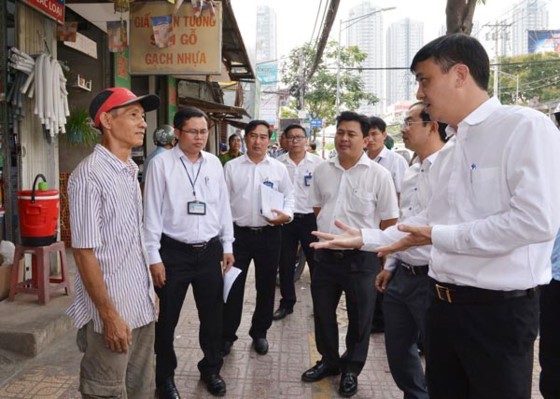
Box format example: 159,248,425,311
301,111,398,398
376,102,447,399
144,107,234,398
273,124,323,321
222,120,294,357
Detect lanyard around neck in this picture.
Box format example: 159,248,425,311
179,157,202,199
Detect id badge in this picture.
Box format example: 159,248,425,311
263,180,274,188
304,173,312,187
187,201,206,215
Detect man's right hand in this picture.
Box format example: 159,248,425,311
375,270,393,292
310,219,364,249
102,312,132,353
150,262,166,288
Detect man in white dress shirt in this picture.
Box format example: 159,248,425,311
273,124,323,321
376,102,447,399
144,107,234,398
301,111,399,398
222,119,294,356
310,34,560,399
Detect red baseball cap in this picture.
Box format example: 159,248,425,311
89,87,160,128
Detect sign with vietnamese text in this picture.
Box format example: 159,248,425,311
21,0,64,24
114,49,131,89
528,30,560,54
310,119,323,128
256,63,278,86
129,2,222,75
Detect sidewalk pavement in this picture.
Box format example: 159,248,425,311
0,250,545,398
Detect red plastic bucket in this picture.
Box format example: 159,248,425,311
17,174,59,246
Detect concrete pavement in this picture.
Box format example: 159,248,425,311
0,250,545,398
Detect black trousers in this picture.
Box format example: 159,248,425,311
154,235,224,385
425,285,539,399
278,213,317,310
223,224,282,342
540,279,560,399
311,249,379,374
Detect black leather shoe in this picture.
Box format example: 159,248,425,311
221,340,233,356
200,374,226,397
339,372,358,397
157,377,181,399
253,338,269,355
273,307,293,320
301,361,340,382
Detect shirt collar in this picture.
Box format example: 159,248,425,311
376,146,390,161
172,145,207,164
329,152,370,170
449,97,500,138
240,153,271,165
94,144,137,174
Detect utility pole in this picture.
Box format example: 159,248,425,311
297,48,305,110
486,22,511,99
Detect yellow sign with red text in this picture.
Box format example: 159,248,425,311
129,2,222,75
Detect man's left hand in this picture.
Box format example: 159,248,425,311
222,253,235,274
265,209,291,225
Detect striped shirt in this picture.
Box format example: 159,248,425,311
66,144,156,333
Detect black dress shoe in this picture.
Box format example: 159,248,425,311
301,361,340,382
253,338,269,355
339,372,358,397
221,340,233,356
157,377,181,399
273,307,293,320
200,373,226,396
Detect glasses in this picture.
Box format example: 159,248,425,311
400,120,426,129
286,136,306,142
180,129,209,136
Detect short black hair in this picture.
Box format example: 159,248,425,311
284,124,307,137
336,111,370,137
410,33,490,91
410,101,448,142
368,116,387,133
228,133,241,145
174,106,208,129
245,120,272,138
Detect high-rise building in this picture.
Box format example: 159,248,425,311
345,1,386,116
508,0,549,56
386,18,424,109
255,5,279,127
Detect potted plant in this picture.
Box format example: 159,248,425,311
63,108,99,146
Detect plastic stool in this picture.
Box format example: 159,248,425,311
8,241,72,304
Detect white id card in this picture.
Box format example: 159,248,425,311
187,201,206,215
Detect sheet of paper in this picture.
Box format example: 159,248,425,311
260,183,284,219
223,266,242,303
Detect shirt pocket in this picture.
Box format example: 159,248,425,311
350,189,375,216
471,167,502,215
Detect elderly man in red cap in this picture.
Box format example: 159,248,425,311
67,87,160,398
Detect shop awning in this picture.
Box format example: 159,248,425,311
178,96,251,119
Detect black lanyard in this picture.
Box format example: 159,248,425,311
179,157,202,199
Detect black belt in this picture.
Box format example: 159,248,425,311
432,280,537,304
234,224,277,234
293,212,313,219
321,248,362,260
398,260,429,276
161,234,219,253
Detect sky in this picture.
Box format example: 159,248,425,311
256,0,560,60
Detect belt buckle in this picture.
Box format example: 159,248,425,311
333,251,344,260
435,284,452,303
191,242,207,251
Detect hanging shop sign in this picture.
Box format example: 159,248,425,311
129,2,222,75
20,0,65,24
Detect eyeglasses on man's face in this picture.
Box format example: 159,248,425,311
286,135,306,142
180,129,209,136
400,120,426,129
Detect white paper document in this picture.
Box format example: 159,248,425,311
260,183,285,219
223,267,242,303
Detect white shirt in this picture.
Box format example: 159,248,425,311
363,97,560,290
67,145,156,333
224,154,295,227
384,151,441,271
278,152,323,214
143,146,234,265
375,147,409,194
310,153,399,237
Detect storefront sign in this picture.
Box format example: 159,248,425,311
168,76,177,123
114,49,131,89
21,0,65,24
129,2,222,75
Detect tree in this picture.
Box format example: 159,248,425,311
490,53,560,105
281,41,377,132
446,0,486,35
